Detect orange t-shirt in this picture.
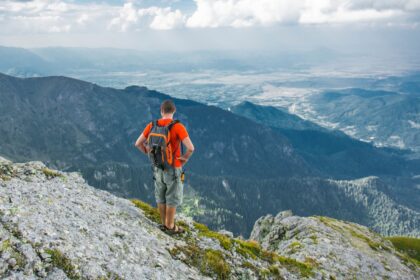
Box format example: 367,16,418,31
142,119,189,168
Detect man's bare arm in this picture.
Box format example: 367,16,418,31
134,133,148,154
177,137,194,164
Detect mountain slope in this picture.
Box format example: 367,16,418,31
0,46,52,77
231,101,416,178
0,158,418,279
293,88,420,154
0,72,309,179
231,101,325,131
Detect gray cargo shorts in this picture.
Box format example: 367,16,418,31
153,167,183,207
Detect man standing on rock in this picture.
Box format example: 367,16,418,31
135,100,194,234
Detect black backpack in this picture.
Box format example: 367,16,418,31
146,120,180,170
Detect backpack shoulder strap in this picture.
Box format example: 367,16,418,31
151,120,159,129
168,119,180,131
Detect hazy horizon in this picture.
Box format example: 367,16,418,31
1,0,420,58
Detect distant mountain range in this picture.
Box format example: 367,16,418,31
286,87,420,155
232,101,417,178
0,72,418,237
0,45,339,76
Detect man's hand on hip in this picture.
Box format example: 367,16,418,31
177,156,189,165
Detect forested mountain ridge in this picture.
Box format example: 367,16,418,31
0,72,310,179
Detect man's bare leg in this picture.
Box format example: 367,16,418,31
157,203,166,225
165,206,176,229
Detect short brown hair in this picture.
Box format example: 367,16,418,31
161,99,176,114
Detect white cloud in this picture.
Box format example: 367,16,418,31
77,14,89,26
108,2,139,32
0,0,117,34
108,3,185,31
187,0,303,28
148,7,185,30
186,0,420,28
0,0,419,35
300,1,403,24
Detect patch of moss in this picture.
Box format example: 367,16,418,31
176,220,191,233
46,248,80,280
318,216,344,233
288,241,302,254
304,256,318,267
0,239,26,269
258,265,283,280
260,250,278,264
242,261,256,270
0,164,14,177
42,168,63,179
320,217,389,253
0,239,11,252
386,236,420,262
276,255,313,278
169,245,231,279
11,250,26,268
310,235,318,244
194,222,233,251
290,241,301,248
258,268,270,278
348,229,385,251
394,251,420,267
268,264,280,276
131,199,161,224
193,222,209,232
103,272,123,280
203,249,231,279
0,175,11,181
234,239,262,259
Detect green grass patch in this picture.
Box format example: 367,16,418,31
234,239,262,259
42,168,63,179
242,261,256,270
387,236,420,263
348,228,385,251
203,249,231,279
169,245,231,279
1,240,26,268
46,248,80,279
0,239,11,252
268,264,280,276
258,265,281,279
233,239,312,277
131,199,161,224
310,235,318,244
288,241,302,253
176,220,191,233
276,255,313,278
194,222,233,251
0,175,11,181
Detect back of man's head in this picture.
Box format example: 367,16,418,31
161,100,176,114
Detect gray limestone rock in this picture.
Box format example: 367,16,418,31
251,211,420,279
1,159,419,280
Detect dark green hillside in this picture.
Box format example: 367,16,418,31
387,236,420,262
231,101,415,178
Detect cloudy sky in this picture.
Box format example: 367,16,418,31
1,0,420,52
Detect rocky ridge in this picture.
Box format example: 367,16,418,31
251,211,420,279
0,157,419,279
